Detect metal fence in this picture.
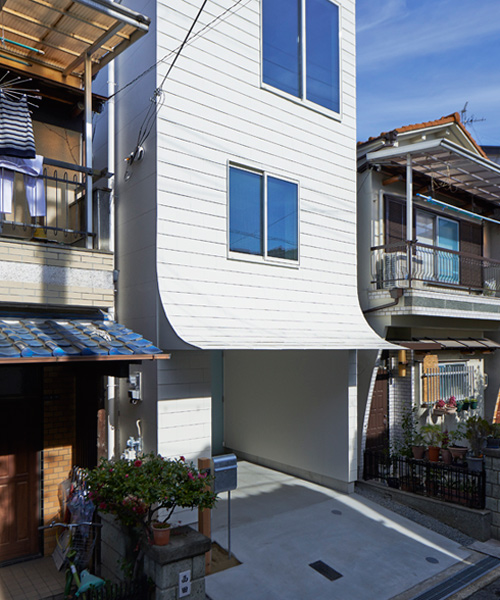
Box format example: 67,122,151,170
371,241,500,296
363,451,485,509
423,363,476,404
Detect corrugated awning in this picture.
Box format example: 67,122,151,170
0,317,169,363
0,0,150,88
394,338,500,351
365,138,500,204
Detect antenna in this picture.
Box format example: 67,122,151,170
460,102,485,128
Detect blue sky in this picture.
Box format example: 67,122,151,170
356,0,500,146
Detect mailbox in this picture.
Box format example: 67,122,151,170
212,454,237,494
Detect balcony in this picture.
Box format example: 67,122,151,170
371,241,500,298
0,158,110,250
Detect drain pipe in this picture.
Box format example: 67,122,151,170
363,287,404,314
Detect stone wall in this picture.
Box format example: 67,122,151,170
484,448,500,539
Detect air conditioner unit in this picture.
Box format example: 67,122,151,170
383,252,407,288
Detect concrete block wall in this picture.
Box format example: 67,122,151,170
485,449,500,540
0,240,114,307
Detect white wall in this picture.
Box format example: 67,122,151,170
224,349,357,493
150,0,384,350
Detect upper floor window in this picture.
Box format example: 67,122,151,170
229,165,298,262
262,0,340,114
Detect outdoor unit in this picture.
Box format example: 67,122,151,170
383,252,407,288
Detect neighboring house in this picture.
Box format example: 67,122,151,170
103,0,390,504
357,113,500,456
0,1,153,565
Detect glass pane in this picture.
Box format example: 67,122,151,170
416,211,434,245
437,217,459,284
415,211,435,280
306,0,339,112
263,0,301,97
229,167,263,255
267,176,298,260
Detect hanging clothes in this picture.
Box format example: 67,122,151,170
0,155,45,216
0,92,36,159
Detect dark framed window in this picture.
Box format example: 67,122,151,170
229,166,298,262
262,0,340,113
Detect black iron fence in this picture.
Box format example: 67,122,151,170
363,451,485,509
79,578,151,600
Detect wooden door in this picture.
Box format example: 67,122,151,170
366,370,389,451
0,397,40,563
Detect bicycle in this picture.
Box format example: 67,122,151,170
39,521,105,598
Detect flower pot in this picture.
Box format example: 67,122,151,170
467,456,484,473
449,446,467,461
152,523,171,546
446,407,457,415
441,448,452,464
412,445,425,460
462,401,470,411
470,401,478,409
428,446,440,462
433,408,446,417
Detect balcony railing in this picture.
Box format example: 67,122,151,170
372,241,500,297
0,158,110,250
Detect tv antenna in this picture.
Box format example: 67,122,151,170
460,102,485,128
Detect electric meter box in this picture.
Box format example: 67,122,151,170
212,454,237,494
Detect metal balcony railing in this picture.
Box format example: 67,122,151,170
0,158,110,249
371,241,500,297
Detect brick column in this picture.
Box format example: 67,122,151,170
484,448,500,539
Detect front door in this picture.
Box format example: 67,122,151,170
0,395,40,563
366,370,389,452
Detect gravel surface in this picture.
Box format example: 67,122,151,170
355,484,475,547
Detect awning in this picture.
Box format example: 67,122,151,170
0,0,150,88
365,138,500,204
0,317,169,364
394,338,500,352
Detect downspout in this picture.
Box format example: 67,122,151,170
107,59,116,459
84,53,93,249
406,153,413,285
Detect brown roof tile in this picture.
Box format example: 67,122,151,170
358,112,488,159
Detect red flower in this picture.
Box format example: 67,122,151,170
134,459,142,467
198,472,207,479
125,474,129,478
188,471,195,480
180,456,185,462
99,502,107,510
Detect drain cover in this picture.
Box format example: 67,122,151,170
309,560,343,581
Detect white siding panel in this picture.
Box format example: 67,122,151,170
152,0,386,349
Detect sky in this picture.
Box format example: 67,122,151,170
356,0,500,146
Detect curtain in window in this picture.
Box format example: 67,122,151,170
460,220,482,288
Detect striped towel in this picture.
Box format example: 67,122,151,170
0,92,36,158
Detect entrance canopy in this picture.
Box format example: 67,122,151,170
0,317,169,363
394,337,500,352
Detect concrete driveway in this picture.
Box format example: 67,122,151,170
206,462,474,600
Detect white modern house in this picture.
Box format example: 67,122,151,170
357,113,500,455
101,0,390,496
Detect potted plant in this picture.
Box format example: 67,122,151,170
395,406,425,459
433,399,447,417
85,453,217,576
469,398,479,410
150,520,171,546
440,430,452,464
462,398,470,411
448,422,467,462
446,396,457,414
465,416,489,472
420,423,443,462
487,422,500,448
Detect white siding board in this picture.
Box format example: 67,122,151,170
148,0,385,349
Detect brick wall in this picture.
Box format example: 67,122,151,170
42,366,76,555
0,240,114,307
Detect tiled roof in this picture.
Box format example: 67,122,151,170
0,318,163,360
359,113,488,159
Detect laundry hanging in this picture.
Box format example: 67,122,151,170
0,91,36,158
0,155,45,216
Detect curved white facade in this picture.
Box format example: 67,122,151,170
152,0,385,349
